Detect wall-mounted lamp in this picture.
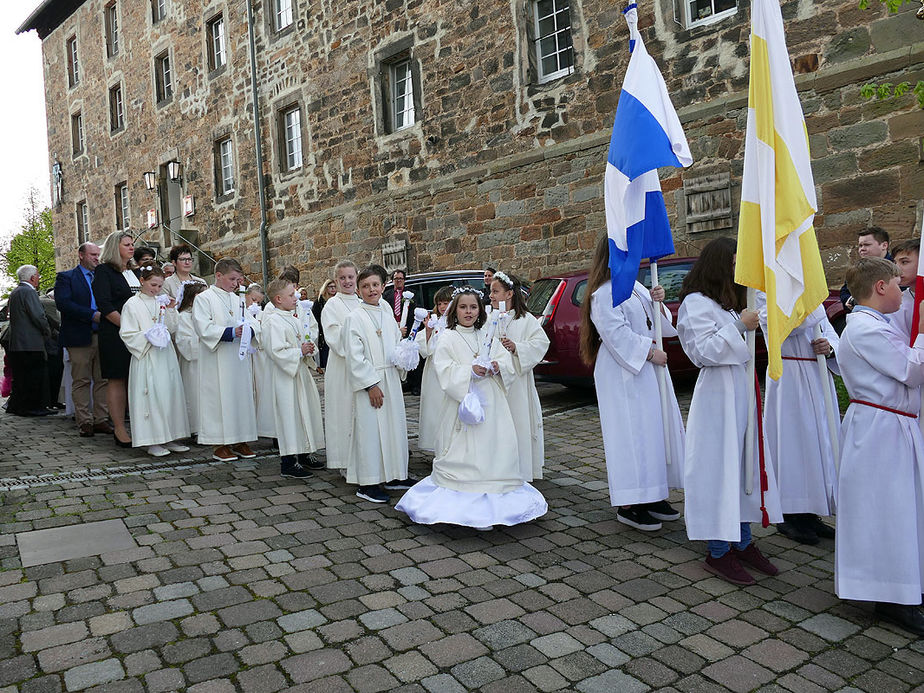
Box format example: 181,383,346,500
167,160,182,182
143,171,157,191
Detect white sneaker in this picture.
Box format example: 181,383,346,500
165,442,190,453
147,445,170,457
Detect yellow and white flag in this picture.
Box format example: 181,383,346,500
735,0,828,380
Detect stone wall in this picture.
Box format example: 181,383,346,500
39,0,923,291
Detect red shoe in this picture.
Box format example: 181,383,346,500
733,543,779,576
704,552,756,585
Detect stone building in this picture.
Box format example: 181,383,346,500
18,0,924,290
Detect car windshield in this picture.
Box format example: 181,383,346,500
636,262,694,302
526,279,561,315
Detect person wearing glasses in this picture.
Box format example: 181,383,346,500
163,244,205,299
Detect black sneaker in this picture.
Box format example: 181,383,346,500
616,506,662,531
356,485,390,503
383,477,420,490
298,453,325,470
280,460,313,479
875,602,924,637
806,514,835,539
642,500,681,522
777,516,819,545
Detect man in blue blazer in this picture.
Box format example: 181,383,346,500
55,242,110,437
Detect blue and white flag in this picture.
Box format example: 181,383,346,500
605,5,693,306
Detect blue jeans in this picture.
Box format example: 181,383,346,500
707,523,752,559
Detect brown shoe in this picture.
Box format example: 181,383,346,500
93,421,114,434
79,423,94,437
733,543,779,576
232,443,256,459
704,552,756,586
213,445,238,462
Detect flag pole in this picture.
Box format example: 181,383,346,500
650,261,672,466
813,323,841,472
744,288,757,495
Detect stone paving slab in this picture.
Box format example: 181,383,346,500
1,380,921,692
16,518,138,567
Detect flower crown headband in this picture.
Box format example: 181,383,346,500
493,271,513,288
451,286,483,299
139,265,156,273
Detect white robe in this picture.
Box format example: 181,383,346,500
263,308,325,458
677,292,783,542
175,310,200,434
321,292,362,470
835,308,924,604
192,285,259,446
119,294,190,447
252,304,276,438
590,283,685,507
757,295,840,516
495,313,550,481
343,301,409,485
415,315,449,453
396,326,547,527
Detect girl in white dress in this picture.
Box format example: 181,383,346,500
396,287,548,529
175,282,207,435
677,237,782,586
578,235,685,532
490,272,550,481
416,286,454,453
119,266,190,457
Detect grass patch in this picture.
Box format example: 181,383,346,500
833,374,850,416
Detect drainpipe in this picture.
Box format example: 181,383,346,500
246,0,270,288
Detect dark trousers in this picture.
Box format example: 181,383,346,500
46,350,64,405
7,351,48,414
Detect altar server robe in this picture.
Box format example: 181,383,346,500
495,313,550,481
193,285,259,445
835,308,924,604
432,327,521,494
253,304,276,438
263,308,325,457
590,283,684,507
175,310,200,434
677,292,782,542
415,315,448,453
343,302,409,485
757,294,839,516
321,292,361,470
119,294,190,446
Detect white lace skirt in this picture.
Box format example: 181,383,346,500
395,476,548,528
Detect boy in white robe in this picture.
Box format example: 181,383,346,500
892,239,919,340
119,266,190,456
246,284,275,441
192,258,261,462
175,282,207,435
836,257,924,636
263,280,325,479
343,267,412,503
321,260,362,472
489,271,550,482
757,293,839,545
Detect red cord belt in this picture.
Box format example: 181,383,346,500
849,399,917,419
782,356,817,362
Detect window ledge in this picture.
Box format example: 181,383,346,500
381,121,422,141
215,191,236,205
208,64,228,80
156,95,174,109
684,7,738,30
537,65,575,85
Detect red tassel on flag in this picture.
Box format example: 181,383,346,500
754,371,770,528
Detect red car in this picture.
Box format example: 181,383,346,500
526,258,845,386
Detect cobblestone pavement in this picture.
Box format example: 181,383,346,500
1,380,923,693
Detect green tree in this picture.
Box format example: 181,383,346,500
1,187,56,293
858,0,924,108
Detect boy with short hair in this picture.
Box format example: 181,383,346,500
262,279,324,479
891,238,919,339
192,258,260,462
342,267,413,503
836,257,924,636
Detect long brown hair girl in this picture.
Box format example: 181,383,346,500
579,235,613,365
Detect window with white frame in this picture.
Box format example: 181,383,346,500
273,0,293,32
152,0,167,23
71,112,84,156
66,36,79,87
76,201,89,244
216,137,235,196
155,50,173,103
207,15,226,70
390,59,415,132
115,183,130,230
105,2,119,57
682,0,737,28
533,0,574,83
282,106,303,171
109,83,124,131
